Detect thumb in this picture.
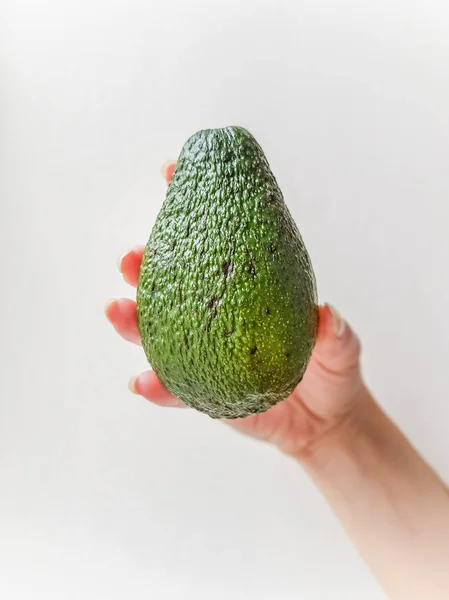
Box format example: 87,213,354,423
312,304,361,377
297,304,363,421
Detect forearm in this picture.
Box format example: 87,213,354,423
299,388,449,600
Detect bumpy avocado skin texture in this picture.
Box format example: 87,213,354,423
137,126,318,419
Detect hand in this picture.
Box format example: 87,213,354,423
107,165,449,599
105,162,366,459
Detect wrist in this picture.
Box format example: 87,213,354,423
294,385,382,474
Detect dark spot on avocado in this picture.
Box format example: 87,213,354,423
152,282,157,293
207,296,220,318
269,245,276,254
223,261,234,278
225,329,234,337
249,346,257,355
285,352,291,358
248,260,256,277
207,296,220,309
265,307,271,315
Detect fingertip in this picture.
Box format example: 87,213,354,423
117,251,126,272
104,298,118,323
161,161,176,184
318,303,346,338
131,371,186,407
118,246,145,286
313,303,361,373
128,375,139,394
316,304,344,340
105,297,141,344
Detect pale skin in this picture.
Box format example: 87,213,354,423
105,162,449,600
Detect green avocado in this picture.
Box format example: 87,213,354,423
137,126,318,419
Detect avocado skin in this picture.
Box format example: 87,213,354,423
137,126,318,419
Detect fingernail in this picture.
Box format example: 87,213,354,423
117,252,126,272
128,376,139,394
104,298,116,321
325,303,346,338
160,160,175,178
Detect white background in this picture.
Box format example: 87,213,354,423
2,0,449,598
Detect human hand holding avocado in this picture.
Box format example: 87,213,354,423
107,248,362,457
105,130,449,599
105,150,364,459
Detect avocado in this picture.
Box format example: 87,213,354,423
137,126,318,419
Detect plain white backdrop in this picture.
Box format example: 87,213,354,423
2,0,449,598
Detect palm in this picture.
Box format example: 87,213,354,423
225,318,361,455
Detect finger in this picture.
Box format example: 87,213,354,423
104,298,141,345
129,370,186,407
118,246,144,287
294,304,363,421
161,161,176,185
312,304,361,376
